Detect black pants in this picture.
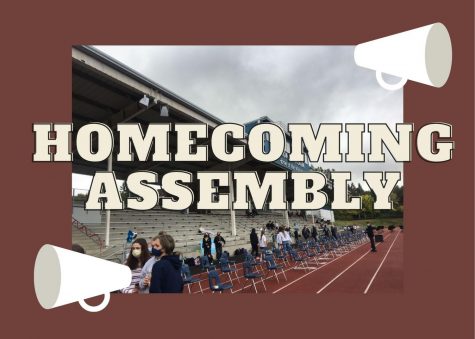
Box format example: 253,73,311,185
251,244,259,257
369,236,376,251
204,248,213,262
216,246,222,260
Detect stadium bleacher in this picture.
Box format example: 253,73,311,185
72,207,318,261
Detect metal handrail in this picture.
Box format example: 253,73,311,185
72,217,104,253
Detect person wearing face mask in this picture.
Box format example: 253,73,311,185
149,234,184,293
139,233,165,293
202,233,213,263
121,238,151,293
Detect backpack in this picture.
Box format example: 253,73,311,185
185,257,195,267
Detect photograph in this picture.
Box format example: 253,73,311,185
71,45,404,295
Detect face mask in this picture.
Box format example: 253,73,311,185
132,249,141,258
151,247,162,257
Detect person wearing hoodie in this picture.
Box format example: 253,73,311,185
139,232,166,293
149,234,184,293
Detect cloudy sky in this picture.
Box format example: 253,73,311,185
72,45,403,191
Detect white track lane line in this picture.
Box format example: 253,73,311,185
316,233,394,294
272,239,370,294
195,240,366,294
363,230,401,294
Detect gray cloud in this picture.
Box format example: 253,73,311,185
89,45,404,188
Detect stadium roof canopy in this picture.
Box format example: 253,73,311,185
72,45,265,180
72,46,326,192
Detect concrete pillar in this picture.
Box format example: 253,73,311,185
284,208,290,228
229,172,236,236
105,154,112,247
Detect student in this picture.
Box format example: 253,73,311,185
294,228,300,243
276,226,285,251
366,223,377,252
214,232,226,261
283,227,292,253
302,226,310,241
202,233,213,263
250,228,259,257
139,234,163,293
323,223,330,238
121,238,150,294
149,234,184,293
259,229,267,258
331,225,338,239
311,225,318,241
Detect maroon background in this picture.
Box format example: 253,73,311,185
2,0,473,338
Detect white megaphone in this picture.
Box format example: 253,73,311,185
354,22,452,90
34,244,131,312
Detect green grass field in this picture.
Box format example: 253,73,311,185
334,218,403,228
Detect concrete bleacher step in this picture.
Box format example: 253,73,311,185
73,208,313,262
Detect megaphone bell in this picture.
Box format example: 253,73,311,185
34,244,131,312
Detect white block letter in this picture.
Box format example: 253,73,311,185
291,172,327,209
33,123,73,162
417,123,454,162
85,172,123,210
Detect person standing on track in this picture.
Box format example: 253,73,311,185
276,226,285,252
214,232,226,261
366,223,377,252
311,225,318,242
259,228,267,259
250,228,259,257
202,233,213,263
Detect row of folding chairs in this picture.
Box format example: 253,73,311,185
182,231,368,294
182,251,287,294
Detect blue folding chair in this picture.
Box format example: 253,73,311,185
289,249,309,271
200,255,216,272
272,248,289,267
219,257,240,284
221,251,237,266
307,239,319,255
181,264,204,294
264,254,287,283
242,261,267,293
244,252,264,272
303,246,318,264
208,269,233,293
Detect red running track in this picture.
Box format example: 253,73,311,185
186,229,403,294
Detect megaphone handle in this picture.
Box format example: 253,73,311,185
78,292,110,312
376,71,407,90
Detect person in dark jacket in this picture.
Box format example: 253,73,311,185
294,228,300,243
250,228,259,257
214,232,226,261
331,225,338,239
202,233,213,263
302,226,310,241
311,225,318,241
366,223,376,252
149,234,184,293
